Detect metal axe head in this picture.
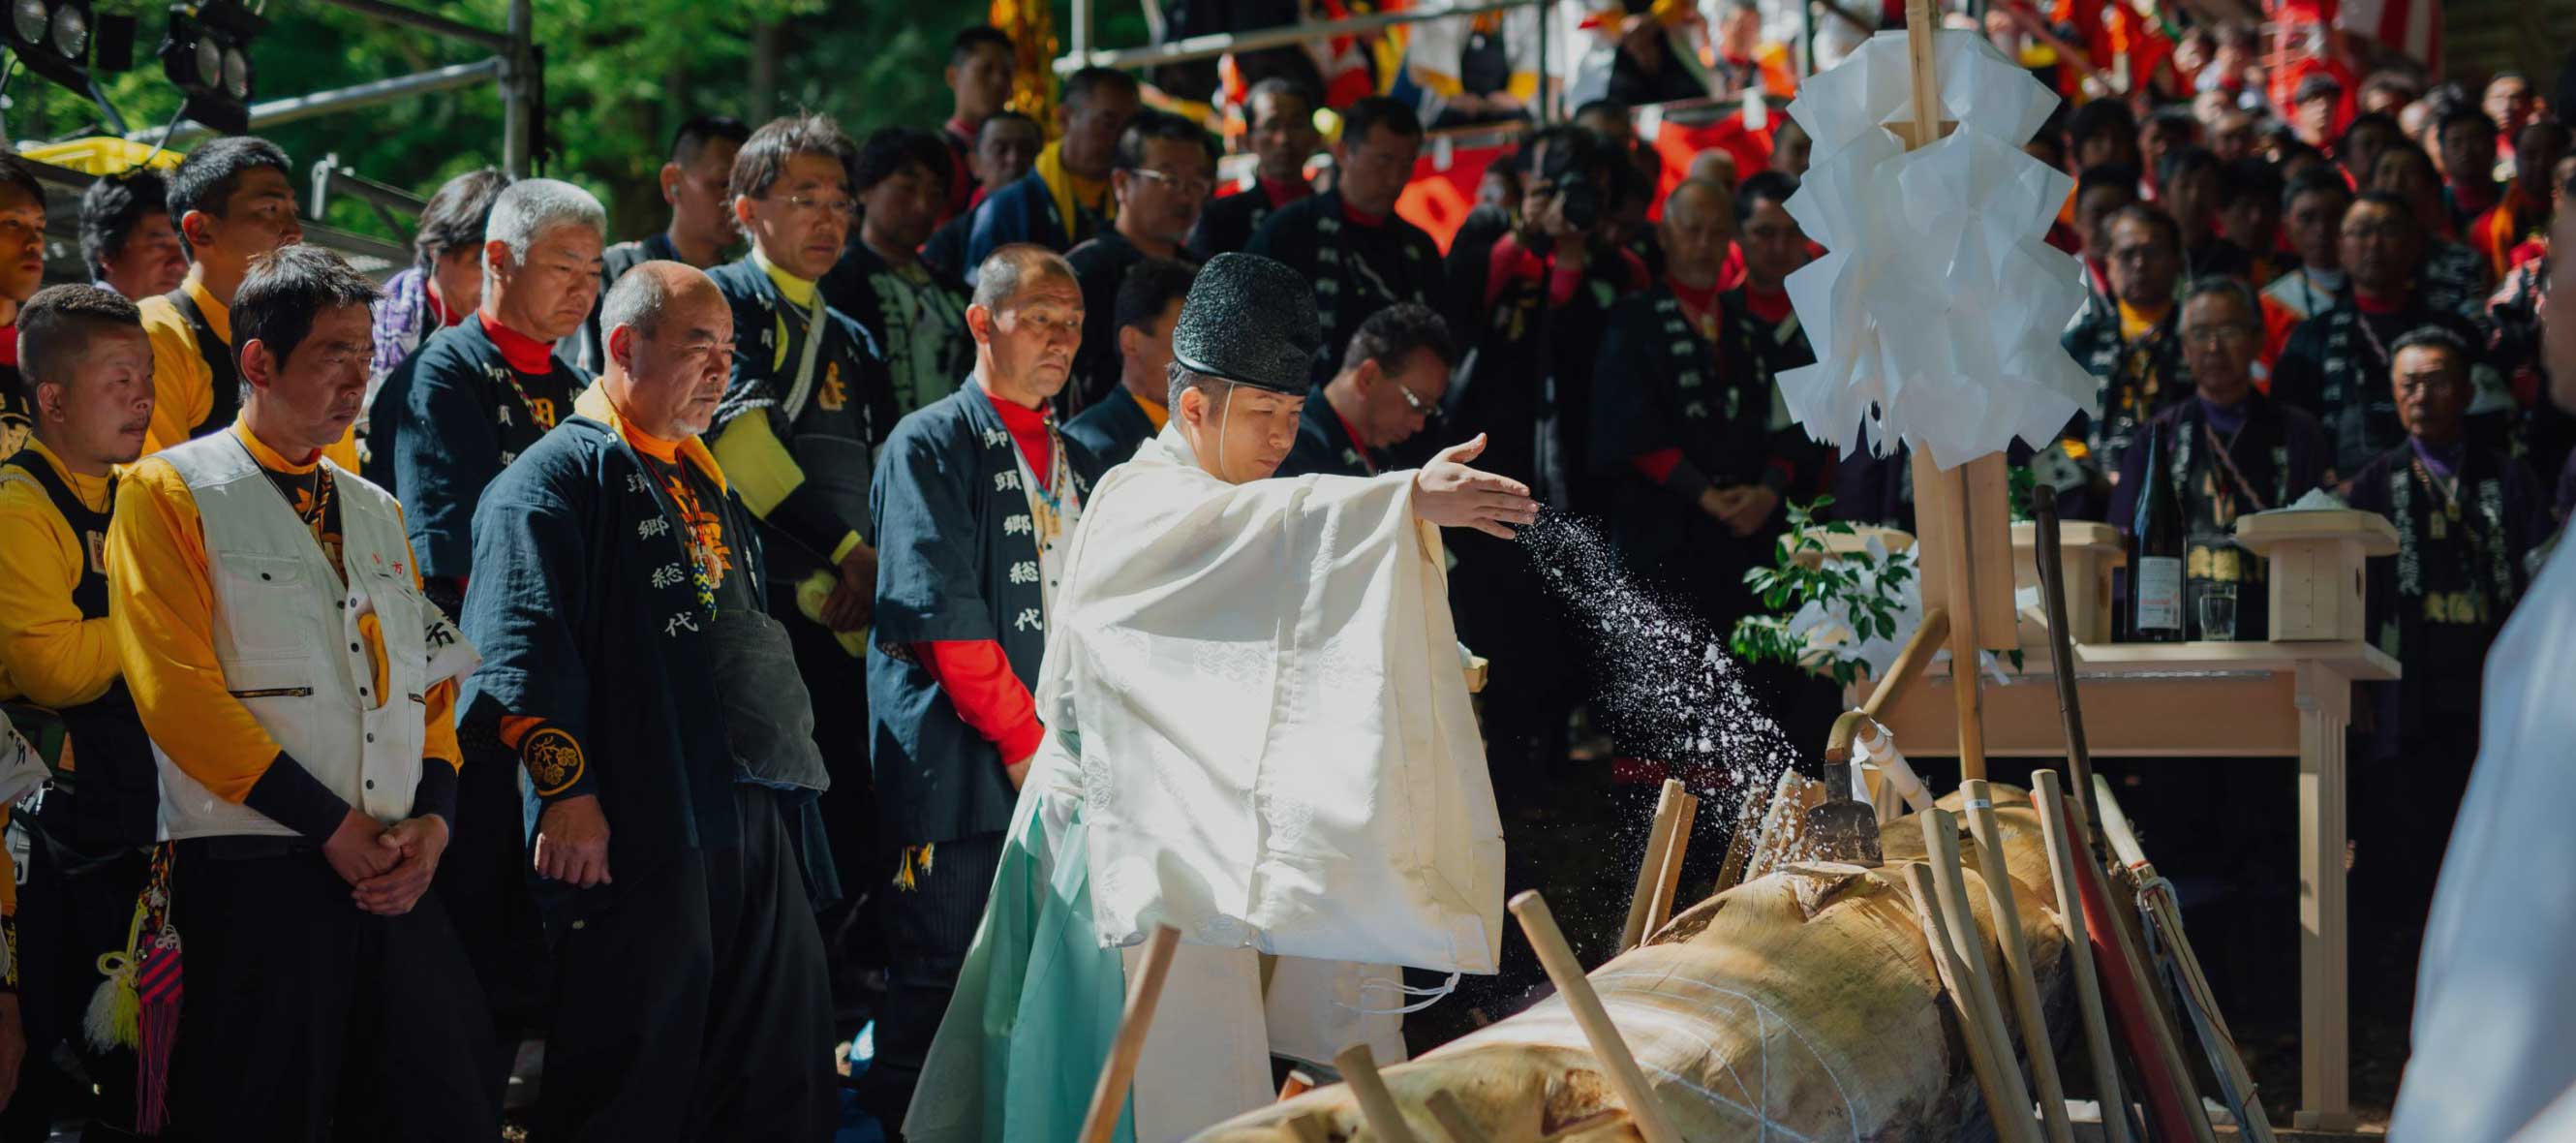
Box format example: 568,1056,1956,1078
1806,751,1885,867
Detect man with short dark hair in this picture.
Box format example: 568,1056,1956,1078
2470,120,2571,281
862,242,1100,1132
2158,145,2251,281
0,285,157,1136
2436,106,2504,234
2292,71,2346,148
966,67,1143,271
0,157,48,461
1063,257,1194,474
1189,77,1318,261
106,244,492,1140
140,138,323,464
827,127,974,417
2337,110,2405,191
2276,192,2502,479
2108,279,2331,640
463,260,838,1140
2059,202,2192,508
941,26,1017,217
2344,326,2548,943
568,115,750,374
2265,167,2354,322
2372,144,2497,315
708,116,903,1004
1065,109,1215,414
1248,96,1446,382
2067,99,2142,171
365,168,509,419
1279,301,1454,479
79,169,184,301
2071,163,2141,296
923,111,1043,280
2216,156,2286,283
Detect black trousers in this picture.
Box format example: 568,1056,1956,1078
858,830,1005,1141
532,785,836,1143
428,738,549,1112
164,838,496,1143
772,593,886,1037
0,789,148,1143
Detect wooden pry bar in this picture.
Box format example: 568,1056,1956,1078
1079,924,1183,1143
1644,789,1700,938
1619,779,1689,952
1962,780,2077,1143
2032,770,2133,1143
1333,1042,1422,1143
1508,890,1684,1143
1906,861,2040,1143
1921,809,2043,1143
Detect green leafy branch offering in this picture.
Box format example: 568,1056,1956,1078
1728,496,1917,690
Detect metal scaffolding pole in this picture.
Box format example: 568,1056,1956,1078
319,0,511,50
123,57,505,147
1054,0,1550,75
501,0,536,176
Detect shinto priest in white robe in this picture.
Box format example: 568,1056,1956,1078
905,422,1505,1143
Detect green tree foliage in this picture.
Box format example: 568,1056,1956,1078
0,0,1147,243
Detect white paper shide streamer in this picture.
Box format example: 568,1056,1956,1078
1776,29,2099,470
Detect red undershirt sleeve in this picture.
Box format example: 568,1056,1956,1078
913,639,1045,765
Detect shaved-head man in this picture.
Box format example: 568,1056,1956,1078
459,260,839,1139
860,241,1105,1128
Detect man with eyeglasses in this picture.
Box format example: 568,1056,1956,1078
706,115,900,1001
1278,301,1455,479
1063,109,1216,417
2274,191,2502,481
2056,202,2193,516
1248,96,1446,386
460,261,838,1139
2109,279,2331,641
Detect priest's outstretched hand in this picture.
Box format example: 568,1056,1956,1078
1413,434,1541,539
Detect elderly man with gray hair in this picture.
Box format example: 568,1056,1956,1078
372,175,605,614
461,260,839,1139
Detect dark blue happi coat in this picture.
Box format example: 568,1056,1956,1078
868,385,1096,845
461,415,762,883
374,316,591,579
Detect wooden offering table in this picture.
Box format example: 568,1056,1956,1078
1854,511,2399,1130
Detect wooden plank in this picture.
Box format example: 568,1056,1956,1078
1646,792,1700,937
1334,1043,1423,1143
1963,781,2076,1143
1080,924,1184,1143
1870,671,2304,758
2034,772,2132,1143
1508,891,1684,1143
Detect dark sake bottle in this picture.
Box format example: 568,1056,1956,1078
2129,421,2186,643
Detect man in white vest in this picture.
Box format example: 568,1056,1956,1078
104,244,491,1140
908,252,1532,1143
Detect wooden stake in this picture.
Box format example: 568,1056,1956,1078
1078,923,1182,1143
1334,1042,1422,1143
1644,791,1699,938
1962,780,2076,1143
1509,890,1684,1143
2033,772,2132,1143
1620,779,1688,952
1712,770,1771,894
1921,810,2042,1143
1425,1090,1482,1143
1277,1111,1334,1143
1905,861,2038,1143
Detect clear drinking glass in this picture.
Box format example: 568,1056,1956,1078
2197,581,2239,642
